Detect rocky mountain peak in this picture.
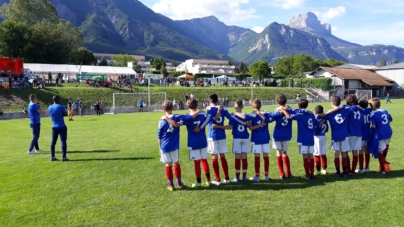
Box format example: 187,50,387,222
288,12,331,34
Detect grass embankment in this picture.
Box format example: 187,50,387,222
0,84,308,110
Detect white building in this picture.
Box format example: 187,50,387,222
373,62,404,89
137,62,175,72
176,59,235,75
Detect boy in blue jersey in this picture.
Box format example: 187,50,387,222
322,96,352,177
284,99,319,179
357,100,372,173
370,98,393,174
27,94,44,155
345,95,362,174
48,95,69,162
164,99,211,188
158,100,186,191
314,105,328,175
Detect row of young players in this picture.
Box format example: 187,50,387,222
157,94,393,190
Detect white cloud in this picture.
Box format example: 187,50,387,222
313,6,346,22
332,26,339,32
273,0,305,9
251,26,265,33
152,0,257,22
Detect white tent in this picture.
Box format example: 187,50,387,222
24,63,136,75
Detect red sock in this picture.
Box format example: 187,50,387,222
235,158,241,179
321,155,327,170
220,157,229,179
303,158,310,177
309,158,315,176
283,156,291,176
212,158,220,180
359,153,364,170
201,159,211,181
346,154,351,173
242,158,248,178
254,156,260,177
264,156,269,176
342,157,348,173
352,155,358,173
165,166,173,186
383,145,389,158
365,153,370,169
194,160,201,179
314,156,321,171
378,154,386,171
276,156,285,176
174,164,182,184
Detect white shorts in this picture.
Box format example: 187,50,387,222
378,139,391,152
362,140,368,147
207,139,228,154
189,147,208,160
272,140,289,151
232,139,250,154
330,137,350,152
160,150,179,163
251,143,270,154
349,136,362,151
299,145,314,155
314,136,326,156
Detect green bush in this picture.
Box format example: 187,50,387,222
292,78,333,90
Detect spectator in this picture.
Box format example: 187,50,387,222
23,105,28,117
27,94,44,155
48,72,52,83
78,98,83,116
67,98,74,121
100,101,104,114
0,108,3,116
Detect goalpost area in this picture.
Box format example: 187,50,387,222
107,92,167,114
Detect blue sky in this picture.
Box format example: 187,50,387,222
140,0,404,48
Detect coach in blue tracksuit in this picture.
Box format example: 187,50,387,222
48,95,69,162
27,94,43,155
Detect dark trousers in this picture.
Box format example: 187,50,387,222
29,123,41,151
51,127,67,158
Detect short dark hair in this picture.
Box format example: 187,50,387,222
29,94,36,101
298,99,308,109
209,94,218,104
330,96,341,106
235,100,243,108
53,95,61,104
345,94,358,105
276,94,287,105
314,105,324,114
252,99,261,110
186,98,198,109
162,100,173,112
359,100,369,109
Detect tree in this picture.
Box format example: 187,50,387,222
228,60,234,66
150,57,166,71
275,56,294,77
249,60,271,79
110,54,137,67
98,57,108,66
73,47,96,65
393,59,399,64
321,58,345,67
239,61,248,73
380,59,387,66
0,20,31,58
292,54,314,77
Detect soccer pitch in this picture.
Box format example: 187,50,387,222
1,100,403,226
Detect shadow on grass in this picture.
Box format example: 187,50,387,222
183,169,404,191
69,157,153,162
69,150,120,154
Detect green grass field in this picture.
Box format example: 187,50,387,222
1,100,403,226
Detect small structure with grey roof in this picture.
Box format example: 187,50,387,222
374,62,404,89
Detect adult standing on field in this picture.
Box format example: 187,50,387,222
27,94,44,155
48,95,69,162
67,98,74,121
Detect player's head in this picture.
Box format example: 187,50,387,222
330,96,341,107
276,94,287,106
234,100,243,110
298,99,308,109
359,100,369,109
209,94,218,104
29,94,37,102
53,95,61,104
314,105,324,114
345,94,358,105
186,98,198,110
162,100,174,112
252,99,261,110
370,98,381,110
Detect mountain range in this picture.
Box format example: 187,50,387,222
1,0,404,65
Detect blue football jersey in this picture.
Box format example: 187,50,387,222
314,115,328,136
291,112,318,146
250,111,278,144
344,105,362,137
270,108,300,141
361,108,372,140
228,113,251,139
370,109,393,140
181,112,208,150
157,115,182,153
323,106,351,142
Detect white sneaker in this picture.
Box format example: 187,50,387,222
355,169,365,174
223,179,231,184
27,150,36,155
250,176,260,182
36,149,44,153
321,170,327,175
365,168,370,173
264,176,270,181
211,180,221,186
